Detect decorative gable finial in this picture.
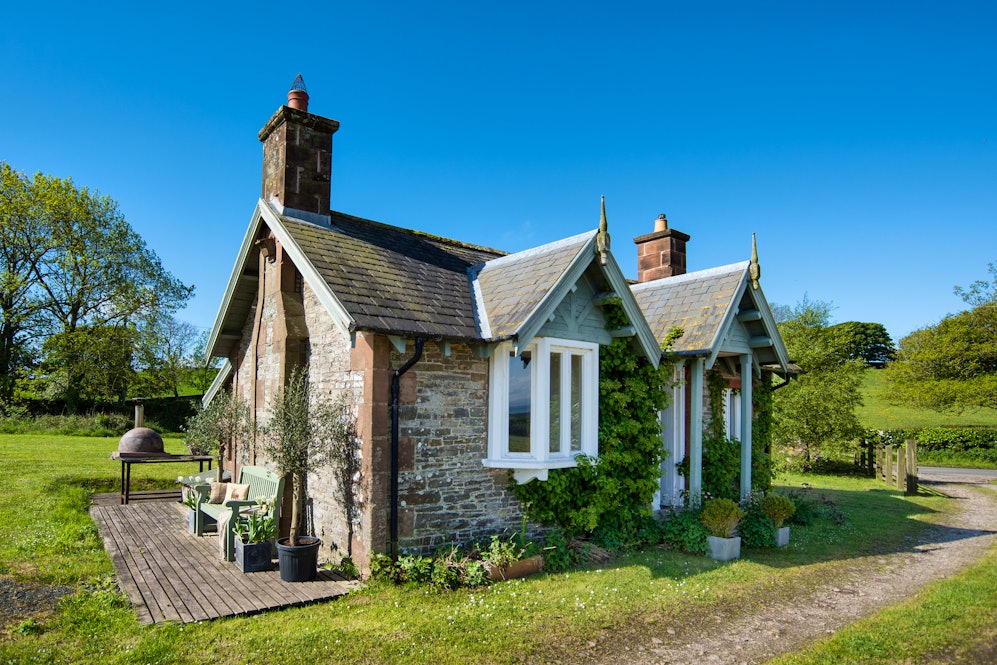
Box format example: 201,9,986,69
596,195,611,265
749,233,761,290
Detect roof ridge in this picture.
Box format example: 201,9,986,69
631,260,750,290
471,229,597,271
322,209,508,257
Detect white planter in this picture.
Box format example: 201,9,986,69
775,526,790,547
707,535,741,561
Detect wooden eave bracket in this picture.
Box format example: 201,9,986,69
387,335,408,354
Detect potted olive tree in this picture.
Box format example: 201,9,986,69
762,494,796,547
181,391,252,533
700,498,746,561
183,390,253,486
261,366,350,582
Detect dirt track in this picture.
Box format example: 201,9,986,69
618,470,997,664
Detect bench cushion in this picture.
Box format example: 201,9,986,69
224,483,250,503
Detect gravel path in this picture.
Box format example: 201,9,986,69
618,471,997,665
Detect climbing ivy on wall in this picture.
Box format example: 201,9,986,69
701,371,741,501
512,302,675,548
751,374,774,491
684,368,774,500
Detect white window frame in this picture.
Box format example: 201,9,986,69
724,387,742,441
483,337,600,483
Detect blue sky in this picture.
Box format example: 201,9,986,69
3,1,995,346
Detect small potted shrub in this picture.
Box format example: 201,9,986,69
699,498,745,561
232,500,277,573
481,534,544,581
762,494,796,547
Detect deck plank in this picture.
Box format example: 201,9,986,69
90,495,356,624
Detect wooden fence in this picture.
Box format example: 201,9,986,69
856,438,918,495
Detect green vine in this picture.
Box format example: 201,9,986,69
751,374,774,491
512,301,674,548
705,371,728,441
684,369,775,500
699,371,740,501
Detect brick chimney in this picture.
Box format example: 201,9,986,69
634,213,691,282
258,74,340,221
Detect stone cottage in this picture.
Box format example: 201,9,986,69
204,78,790,567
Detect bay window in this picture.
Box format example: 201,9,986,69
484,337,599,483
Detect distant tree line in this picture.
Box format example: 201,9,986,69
0,162,214,412
887,263,997,412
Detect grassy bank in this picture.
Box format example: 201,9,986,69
858,369,997,430
2,433,993,663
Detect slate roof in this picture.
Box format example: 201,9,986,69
209,200,766,372
282,212,504,340
470,231,596,339
631,262,749,354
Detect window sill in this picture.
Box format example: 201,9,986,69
482,457,583,484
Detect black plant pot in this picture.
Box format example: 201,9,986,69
234,539,273,573
276,537,321,582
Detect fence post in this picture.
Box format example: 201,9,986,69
905,439,918,495
884,444,893,485
896,446,906,491
867,439,875,478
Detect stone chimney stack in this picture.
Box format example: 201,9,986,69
633,213,691,282
258,74,340,220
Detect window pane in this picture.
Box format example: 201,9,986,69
508,351,531,453
571,354,582,452
549,352,561,453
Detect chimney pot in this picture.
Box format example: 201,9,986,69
654,213,668,232
287,73,309,111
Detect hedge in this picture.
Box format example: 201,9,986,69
866,427,997,467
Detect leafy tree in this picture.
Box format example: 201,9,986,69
39,324,137,405
188,329,221,395
0,164,49,403
953,262,997,307
134,314,200,398
0,163,193,409
772,297,865,469
830,321,896,365
886,265,997,411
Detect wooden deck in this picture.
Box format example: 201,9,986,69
89,497,357,624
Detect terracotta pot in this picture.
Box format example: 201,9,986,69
486,554,545,581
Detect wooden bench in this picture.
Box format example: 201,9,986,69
192,466,284,561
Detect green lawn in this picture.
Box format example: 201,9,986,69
1,433,994,663
858,369,997,430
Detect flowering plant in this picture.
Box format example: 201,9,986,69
232,499,277,544
177,476,204,510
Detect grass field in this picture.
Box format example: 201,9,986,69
857,369,997,430
1,433,994,663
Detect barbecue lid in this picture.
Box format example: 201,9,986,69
112,427,171,459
